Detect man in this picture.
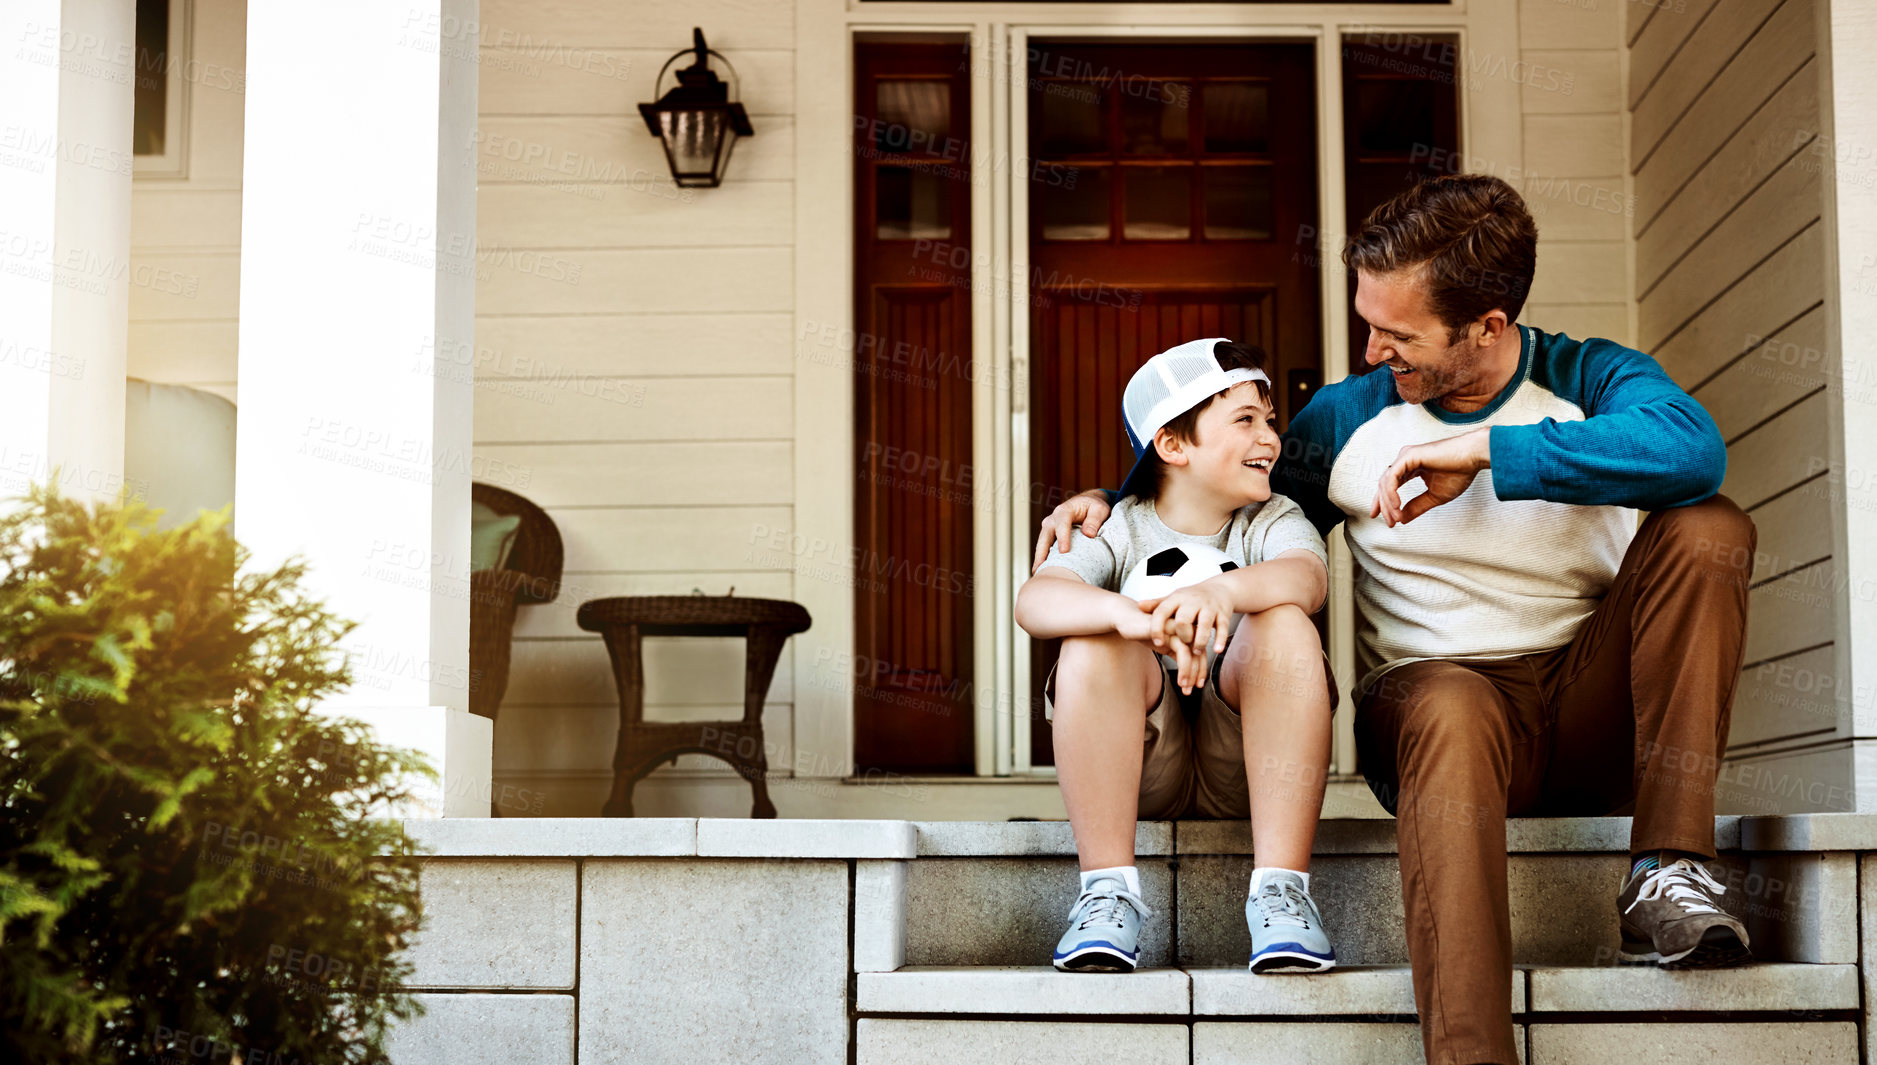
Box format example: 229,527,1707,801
1033,173,1756,1065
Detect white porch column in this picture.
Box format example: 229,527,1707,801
237,0,487,816
0,0,133,504
1822,0,1877,809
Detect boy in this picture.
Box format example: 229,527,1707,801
1015,338,1338,974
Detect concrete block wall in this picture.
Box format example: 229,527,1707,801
392,860,580,1063
391,818,879,1065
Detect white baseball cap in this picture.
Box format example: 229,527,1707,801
1117,338,1272,500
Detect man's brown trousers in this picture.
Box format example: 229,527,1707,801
1354,496,1756,1065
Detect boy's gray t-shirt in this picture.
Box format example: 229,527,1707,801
1038,493,1328,593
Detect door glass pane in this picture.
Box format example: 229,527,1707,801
1202,83,1269,154
1354,78,1440,154
1037,168,1111,241
1123,166,1191,241
877,166,951,240
875,80,950,155
1204,167,1273,240
1038,82,1106,155
1120,82,1189,155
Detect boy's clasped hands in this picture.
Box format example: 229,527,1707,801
1127,583,1237,695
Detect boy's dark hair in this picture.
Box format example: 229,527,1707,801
1137,341,1273,502
1342,173,1538,343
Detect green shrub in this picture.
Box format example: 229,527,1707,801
0,485,430,1064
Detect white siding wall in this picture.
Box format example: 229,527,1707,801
1622,0,1842,808
127,0,246,402
472,1,797,816
1517,0,1634,345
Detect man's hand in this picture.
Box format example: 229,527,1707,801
1371,427,1492,527
1032,489,1113,572
1139,580,1235,693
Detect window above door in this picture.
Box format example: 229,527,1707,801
133,0,191,179
1031,65,1282,246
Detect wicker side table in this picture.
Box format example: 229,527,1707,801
576,596,812,818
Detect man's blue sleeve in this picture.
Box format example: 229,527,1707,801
1273,391,1345,538
1490,338,1727,509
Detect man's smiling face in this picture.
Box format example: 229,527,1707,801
1353,268,1485,408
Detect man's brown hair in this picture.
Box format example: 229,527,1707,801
1137,341,1272,502
1342,173,1538,342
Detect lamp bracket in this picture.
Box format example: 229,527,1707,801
651,29,742,104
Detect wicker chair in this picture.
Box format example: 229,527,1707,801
468,482,563,721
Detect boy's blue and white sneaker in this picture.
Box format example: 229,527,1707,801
1053,877,1152,972
1247,872,1336,974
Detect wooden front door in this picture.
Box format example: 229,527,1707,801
1026,42,1321,766
853,40,976,774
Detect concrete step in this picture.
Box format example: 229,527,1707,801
856,962,1856,1017
858,965,1190,1015
891,818,1856,970
855,964,1858,1065
1525,961,1859,1013
1191,964,1514,1017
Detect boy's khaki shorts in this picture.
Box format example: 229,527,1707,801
1043,639,1338,820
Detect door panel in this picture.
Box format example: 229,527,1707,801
854,41,975,773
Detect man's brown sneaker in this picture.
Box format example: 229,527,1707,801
1616,856,1751,968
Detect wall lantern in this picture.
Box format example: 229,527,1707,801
638,28,754,189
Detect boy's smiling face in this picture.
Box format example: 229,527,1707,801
1153,380,1280,507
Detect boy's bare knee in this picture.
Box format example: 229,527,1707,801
1228,605,1319,664
1239,602,1314,638
1056,634,1160,710
1224,604,1325,700
1058,631,1134,667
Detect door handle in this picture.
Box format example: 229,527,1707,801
1287,367,1320,420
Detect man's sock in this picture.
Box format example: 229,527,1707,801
1081,865,1142,896
1249,866,1311,894
1630,849,1707,878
